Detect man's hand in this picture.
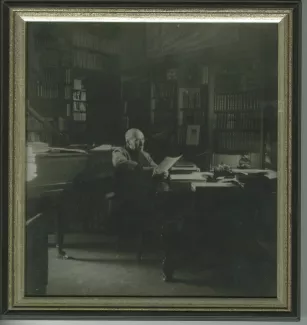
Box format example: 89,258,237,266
162,171,169,179
153,167,169,179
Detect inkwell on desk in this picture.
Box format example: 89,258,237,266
212,160,245,189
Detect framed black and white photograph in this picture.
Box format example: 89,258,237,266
0,1,301,321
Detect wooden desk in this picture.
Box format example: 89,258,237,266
160,169,277,282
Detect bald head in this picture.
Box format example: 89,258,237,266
125,128,144,141
125,128,145,152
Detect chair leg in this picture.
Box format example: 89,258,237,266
137,231,145,262
161,222,178,281
55,210,69,260
162,254,174,282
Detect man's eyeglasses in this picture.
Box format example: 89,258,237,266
130,138,145,143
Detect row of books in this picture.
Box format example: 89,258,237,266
73,101,87,112
27,132,41,143
215,131,261,152
65,69,72,84
153,83,177,99
72,32,119,55
73,112,87,121
178,88,201,109
180,92,201,109
214,93,260,111
73,50,106,70
36,81,59,99
43,70,60,82
73,90,87,101
64,86,71,99
215,112,261,130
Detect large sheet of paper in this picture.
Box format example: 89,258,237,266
171,166,200,172
91,144,112,151
158,155,182,173
192,182,235,188
231,168,267,174
231,168,277,179
170,172,212,181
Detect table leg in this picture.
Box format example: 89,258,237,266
161,221,180,282
55,204,69,259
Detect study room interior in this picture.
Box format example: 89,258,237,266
26,22,278,298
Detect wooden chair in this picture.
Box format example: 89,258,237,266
104,190,160,262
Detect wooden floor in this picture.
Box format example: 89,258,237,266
46,235,277,298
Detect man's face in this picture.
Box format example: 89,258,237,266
128,132,145,152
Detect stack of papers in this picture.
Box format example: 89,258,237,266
91,144,113,151
50,147,87,154
170,172,212,182
264,170,277,180
232,168,267,175
232,168,277,180
192,182,235,188
171,166,200,172
174,161,196,168
26,144,39,182
28,142,49,154
157,155,182,173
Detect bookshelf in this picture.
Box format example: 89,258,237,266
213,90,264,160
27,24,122,144
27,26,68,145
176,85,208,149
150,80,177,131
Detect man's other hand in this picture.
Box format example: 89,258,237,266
162,171,169,179
153,167,169,179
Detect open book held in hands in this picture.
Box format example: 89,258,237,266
156,155,182,174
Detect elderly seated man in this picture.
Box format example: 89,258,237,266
112,128,169,231
113,128,167,176
112,128,168,200
112,129,171,258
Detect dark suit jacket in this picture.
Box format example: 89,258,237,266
112,146,158,208
112,146,157,171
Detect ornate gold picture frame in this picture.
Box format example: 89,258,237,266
0,1,300,320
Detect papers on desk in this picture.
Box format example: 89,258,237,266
174,162,196,168
171,166,200,172
232,168,267,175
191,182,235,188
217,177,244,188
50,147,88,154
158,155,182,173
27,145,38,182
27,142,49,154
91,144,113,151
171,161,200,173
264,170,277,180
190,177,243,190
231,168,277,180
170,172,213,182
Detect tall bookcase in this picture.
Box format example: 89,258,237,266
213,90,264,166
63,30,120,144
151,81,177,130
148,80,178,160
177,86,208,148
27,25,68,145
27,25,121,145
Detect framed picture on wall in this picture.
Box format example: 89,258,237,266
0,0,300,321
